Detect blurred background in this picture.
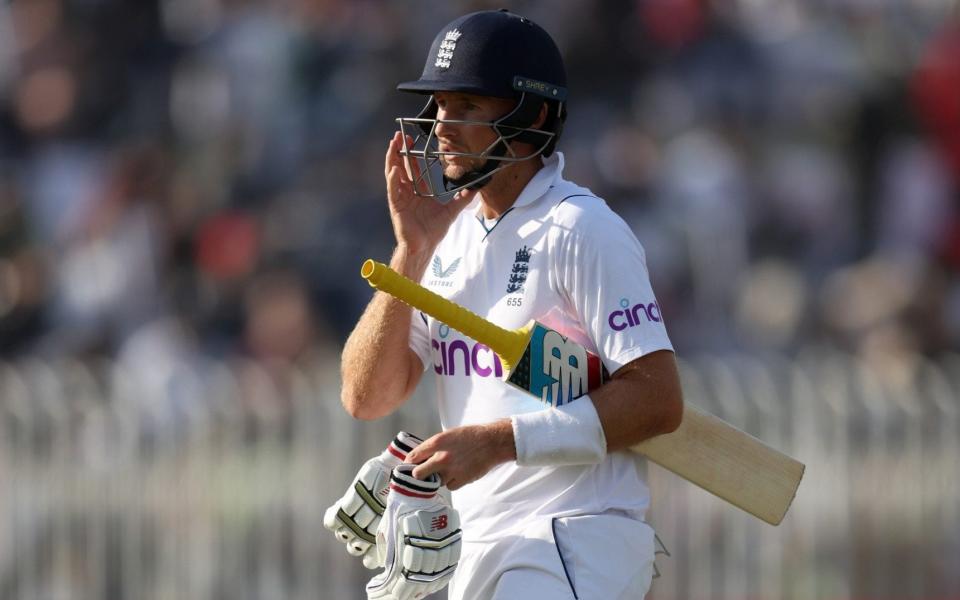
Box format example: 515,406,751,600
1,0,959,598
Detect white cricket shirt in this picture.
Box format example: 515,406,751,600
409,152,674,542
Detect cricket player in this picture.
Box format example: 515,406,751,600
332,9,684,599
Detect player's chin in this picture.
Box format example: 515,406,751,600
443,161,485,181
442,165,469,181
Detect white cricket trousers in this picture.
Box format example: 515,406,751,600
447,513,655,600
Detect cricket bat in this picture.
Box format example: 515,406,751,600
361,259,805,525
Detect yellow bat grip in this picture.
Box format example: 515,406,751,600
361,259,528,370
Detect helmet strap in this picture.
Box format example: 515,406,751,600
495,92,544,145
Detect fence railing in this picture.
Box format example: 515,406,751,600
1,350,958,600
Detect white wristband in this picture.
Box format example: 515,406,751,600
510,395,607,467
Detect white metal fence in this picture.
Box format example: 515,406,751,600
1,350,958,600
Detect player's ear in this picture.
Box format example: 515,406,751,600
532,102,548,130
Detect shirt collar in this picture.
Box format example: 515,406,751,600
474,152,565,217
512,151,564,209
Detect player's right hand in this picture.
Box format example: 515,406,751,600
324,431,424,569
384,131,475,257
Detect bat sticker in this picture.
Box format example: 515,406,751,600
508,324,607,406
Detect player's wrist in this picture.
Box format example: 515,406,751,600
510,396,607,467
390,244,434,279
485,419,517,465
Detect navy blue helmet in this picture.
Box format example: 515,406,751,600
396,9,568,200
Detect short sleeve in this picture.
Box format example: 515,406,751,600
409,310,432,371
555,206,673,374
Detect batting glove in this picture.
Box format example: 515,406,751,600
324,431,424,569
366,464,462,600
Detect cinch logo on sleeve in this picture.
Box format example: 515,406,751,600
431,327,504,378
608,297,663,331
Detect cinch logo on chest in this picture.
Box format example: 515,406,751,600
506,246,532,294
431,333,504,378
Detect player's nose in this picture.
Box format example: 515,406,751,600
434,118,454,140
434,111,463,138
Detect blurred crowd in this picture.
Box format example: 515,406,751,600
1,0,958,378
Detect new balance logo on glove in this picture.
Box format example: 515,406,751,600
430,515,448,532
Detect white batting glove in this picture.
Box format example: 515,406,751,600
324,432,424,569
366,464,462,600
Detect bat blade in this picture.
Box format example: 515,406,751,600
361,259,805,525
636,406,805,525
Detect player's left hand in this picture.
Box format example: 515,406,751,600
366,464,462,600
406,421,516,490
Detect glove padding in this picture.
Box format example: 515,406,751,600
366,464,462,600
324,432,424,569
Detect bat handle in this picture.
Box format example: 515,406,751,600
361,260,527,369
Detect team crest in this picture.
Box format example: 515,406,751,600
506,246,531,294
435,29,462,69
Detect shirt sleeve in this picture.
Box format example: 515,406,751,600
554,205,674,374
409,309,432,371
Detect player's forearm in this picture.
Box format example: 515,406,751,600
340,247,433,419
340,295,415,419
590,350,683,451
508,351,681,469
